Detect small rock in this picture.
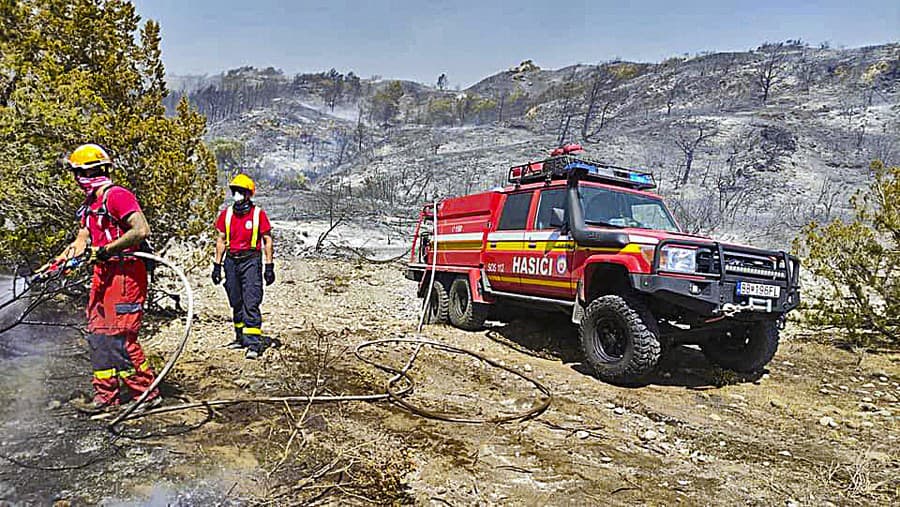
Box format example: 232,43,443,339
640,430,659,441
613,407,626,415
575,430,590,439
600,456,613,462
818,416,838,428
770,399,787,409
523,364,533,373
778,450,792,457
859,402,878,412
862,396,874,402
838,385,849,391
677,479,691,486
862,383,876,388
603,402,616,409
876,410,893,417
709,413,722,422
46,400,62,411
786,499,800,507
878,376,888,382
861,421,875,428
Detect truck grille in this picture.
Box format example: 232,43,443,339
695,248,787,280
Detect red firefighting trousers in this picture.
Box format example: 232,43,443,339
86,258,158,405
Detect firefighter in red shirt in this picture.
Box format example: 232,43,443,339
43,144,161,412
212,174,275,359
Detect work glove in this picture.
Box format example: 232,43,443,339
89,246,111,263
211,263,223,285
264,263,275,286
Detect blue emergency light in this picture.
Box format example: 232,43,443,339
507,154,656,190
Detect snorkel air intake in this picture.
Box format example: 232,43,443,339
565,169,630,249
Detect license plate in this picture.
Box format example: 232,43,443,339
736,281,780,298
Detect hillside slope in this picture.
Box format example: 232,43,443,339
167,42,900,246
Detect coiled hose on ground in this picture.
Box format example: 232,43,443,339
114,203,551,426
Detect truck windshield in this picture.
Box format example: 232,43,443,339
580,185,680,232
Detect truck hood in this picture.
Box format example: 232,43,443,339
613,227,784,255
617,228,712,245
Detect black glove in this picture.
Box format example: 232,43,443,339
91,246,111,263
264,263,275,286
211,263,223,285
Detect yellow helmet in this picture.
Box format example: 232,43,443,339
229,174,256,196
67,143,112,170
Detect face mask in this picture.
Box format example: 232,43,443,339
76,175,112,194
233,196,252,215
232,193,245,202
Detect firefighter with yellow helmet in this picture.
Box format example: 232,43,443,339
212,174,275,359
42,143,161,412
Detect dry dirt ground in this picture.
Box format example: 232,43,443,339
1,257,899,505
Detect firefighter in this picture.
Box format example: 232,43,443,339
211,174,275,359
43,144,161,412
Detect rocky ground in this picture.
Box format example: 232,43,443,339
1,255,898,505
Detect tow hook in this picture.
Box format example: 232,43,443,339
715,297,774,317
715,303,742,318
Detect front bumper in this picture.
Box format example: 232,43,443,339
633,239,801,318
631,273,800,317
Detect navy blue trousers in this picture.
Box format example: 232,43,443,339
224,252,263,350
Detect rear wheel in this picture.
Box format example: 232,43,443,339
579,295,661,383
700,320,780,372
423,279,449,324
448,277,489,331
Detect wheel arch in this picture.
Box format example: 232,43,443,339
582,261,635,303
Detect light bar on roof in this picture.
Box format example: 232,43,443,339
507,155,656,190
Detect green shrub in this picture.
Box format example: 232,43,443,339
0,1,220,264
796,161,899,349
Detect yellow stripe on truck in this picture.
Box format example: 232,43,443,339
436,241,484,251
487,274,573,288
520,277,573,288
487,241,575,252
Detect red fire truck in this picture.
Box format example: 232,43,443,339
406,146,801,383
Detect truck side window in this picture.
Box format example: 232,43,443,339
534,188,566,229
497,192,533,230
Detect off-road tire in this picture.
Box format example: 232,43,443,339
700,320,780,373
424,279,450,324
579,295,661,383
448,277,489,331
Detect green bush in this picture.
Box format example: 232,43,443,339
796,161,899,349
0,0,221,264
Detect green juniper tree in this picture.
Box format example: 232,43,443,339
797,161,900,349
0,0,221,264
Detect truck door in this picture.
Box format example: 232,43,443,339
523,187,576,299
483,191,533,293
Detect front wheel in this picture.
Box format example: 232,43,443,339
579,295,661,383
448,277,488,331
700,320,780,373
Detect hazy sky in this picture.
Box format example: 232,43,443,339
133,0,899,88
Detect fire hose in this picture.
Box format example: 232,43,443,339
1,208,553,471
112,201,551,426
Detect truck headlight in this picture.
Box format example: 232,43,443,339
660,245,697,273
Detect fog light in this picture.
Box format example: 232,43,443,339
690,283,702,295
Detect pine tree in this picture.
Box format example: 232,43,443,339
0,0,221,263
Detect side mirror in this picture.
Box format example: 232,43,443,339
550,207,566,228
